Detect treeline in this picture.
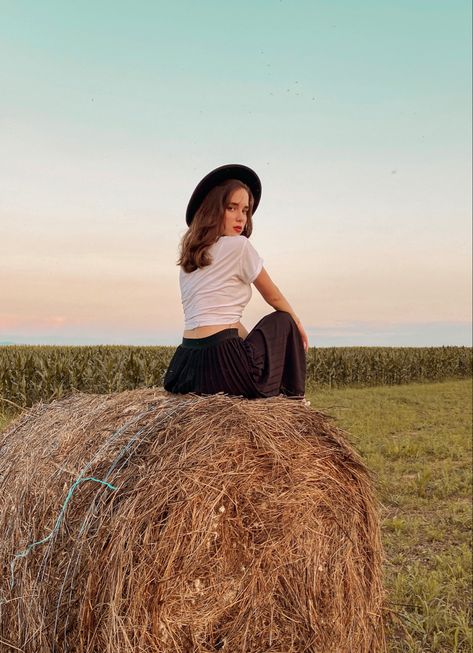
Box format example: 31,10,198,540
0,345,471,412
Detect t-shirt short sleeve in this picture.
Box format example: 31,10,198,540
239,238,264,284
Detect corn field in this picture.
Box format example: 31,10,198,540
0,345,471,412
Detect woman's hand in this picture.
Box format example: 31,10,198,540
236,322,249,340
295,319,309,353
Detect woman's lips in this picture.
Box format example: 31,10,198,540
234,227,242,233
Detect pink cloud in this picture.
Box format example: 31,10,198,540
0,314,67,331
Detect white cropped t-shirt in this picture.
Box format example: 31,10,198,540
180,235,264,330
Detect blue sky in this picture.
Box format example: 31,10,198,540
1,1,471,346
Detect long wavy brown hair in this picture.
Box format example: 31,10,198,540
178,179,255,273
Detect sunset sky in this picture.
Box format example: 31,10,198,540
1,1,471,346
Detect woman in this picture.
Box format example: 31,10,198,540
163,164,309,399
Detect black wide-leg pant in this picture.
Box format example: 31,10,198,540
163,311,306,399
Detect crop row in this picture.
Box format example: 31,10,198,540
0,345,471,412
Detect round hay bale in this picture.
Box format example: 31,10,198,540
0,389,386,652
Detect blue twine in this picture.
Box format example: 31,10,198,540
10,476,116,589
9,400,189,598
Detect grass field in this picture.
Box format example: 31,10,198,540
310,379,472,652
1,379,471,652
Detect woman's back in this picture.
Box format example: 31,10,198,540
179,236,263,338
180,235,263,335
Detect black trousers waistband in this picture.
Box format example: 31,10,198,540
181,328,239,349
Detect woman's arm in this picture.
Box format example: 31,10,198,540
253,267,309,351
253,267,299,322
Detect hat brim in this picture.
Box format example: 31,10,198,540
185,164,262,226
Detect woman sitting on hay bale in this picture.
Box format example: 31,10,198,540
0,168,388,653
163,163,309,399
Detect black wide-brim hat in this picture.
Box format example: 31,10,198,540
185,164,262,226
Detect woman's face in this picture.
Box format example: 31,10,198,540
221,187,249,236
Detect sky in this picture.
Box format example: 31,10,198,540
0,1,471,347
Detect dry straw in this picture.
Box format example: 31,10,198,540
0,389,386,652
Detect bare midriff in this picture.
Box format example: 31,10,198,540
183,322,247,340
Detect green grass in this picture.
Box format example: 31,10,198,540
1,379,471,651
308,379,472,653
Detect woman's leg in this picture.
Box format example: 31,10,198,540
243,311,306,397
